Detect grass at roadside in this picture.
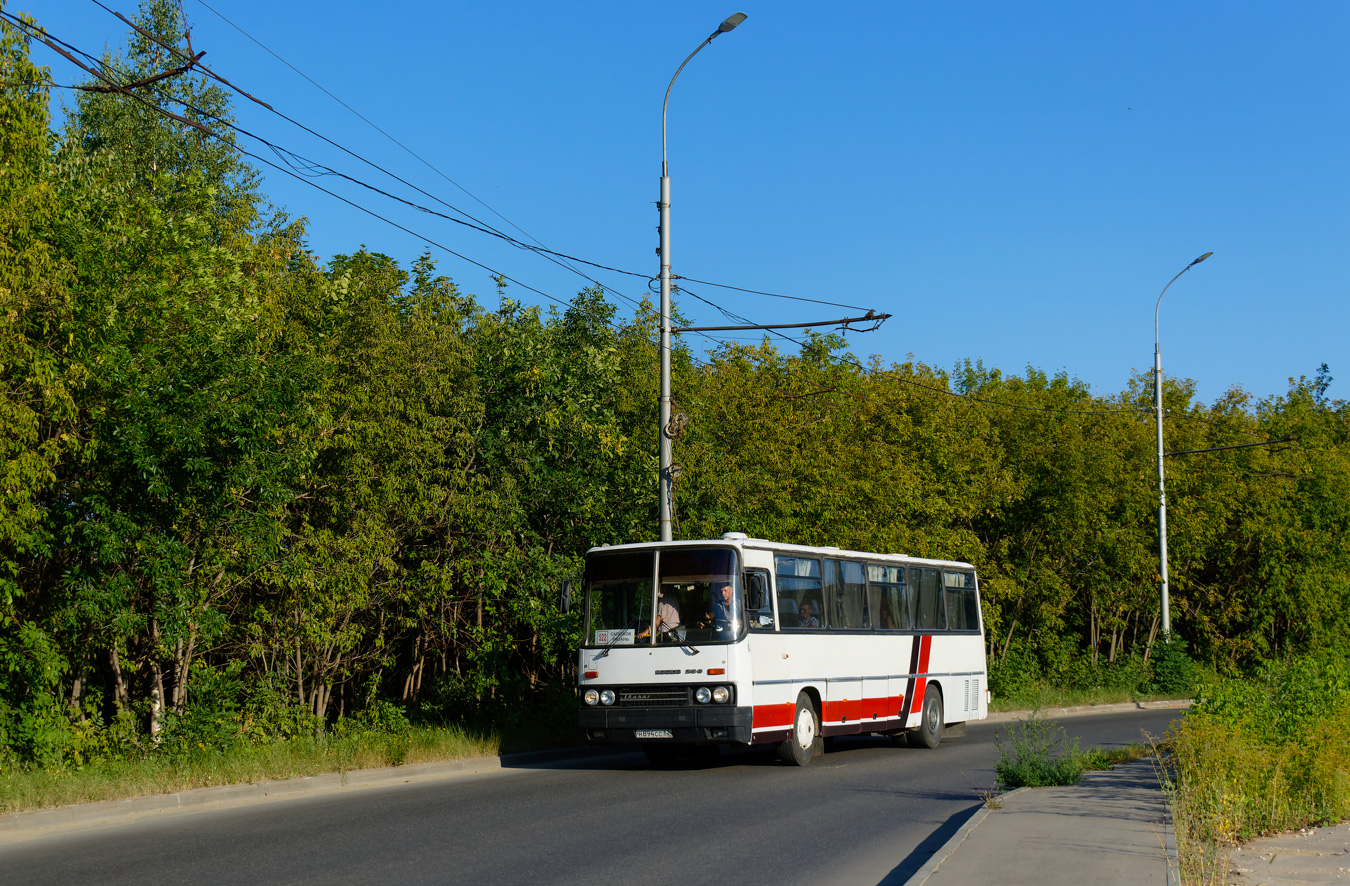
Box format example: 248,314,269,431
991,710,1150,790
1159,654,1350,885
989,685,1189,712
0,725,498,815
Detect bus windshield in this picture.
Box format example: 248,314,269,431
585,547,742,646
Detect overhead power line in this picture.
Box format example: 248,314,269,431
20,9,1293,442
100,0,878,325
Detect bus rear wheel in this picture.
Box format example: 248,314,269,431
907,686,944,749
779,693,821,766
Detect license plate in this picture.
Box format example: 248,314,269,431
635,729,673,739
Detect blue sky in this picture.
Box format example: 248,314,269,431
21,0,1349,406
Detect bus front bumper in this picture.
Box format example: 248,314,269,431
579,705,753,745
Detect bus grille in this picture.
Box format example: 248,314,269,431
618,687,688,707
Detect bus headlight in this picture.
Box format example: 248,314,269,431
712,686,730,704
695,687,712,704
599,689,616,706
583,689,599,706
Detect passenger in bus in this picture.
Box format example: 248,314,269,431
638,590,681,641
798,602,820,628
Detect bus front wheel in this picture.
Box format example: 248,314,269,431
907,686,944,749
779,693,821,766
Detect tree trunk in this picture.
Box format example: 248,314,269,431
1143,615,1160,663
1088,595,1100,666
173,631,196,715
70,660,84,718
110,645,130,713
1000,618,1017,664
295,638,306,708
149,620,165,740
314,682,329,720
149,676,164,740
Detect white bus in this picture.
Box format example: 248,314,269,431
576,533,989,765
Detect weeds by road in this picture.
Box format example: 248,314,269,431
991,710,1149,791
1161,653,1350,885
0,725,497,815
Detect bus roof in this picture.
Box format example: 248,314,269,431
583,537,976,571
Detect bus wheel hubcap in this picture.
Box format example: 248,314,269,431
797,709,815,747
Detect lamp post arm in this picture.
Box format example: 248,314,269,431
662,38,713,176
661,13,745,174
1155,252,1213,353
1155,268,1187,353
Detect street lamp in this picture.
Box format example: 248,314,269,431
658,12,747,542
1154,251,1213,640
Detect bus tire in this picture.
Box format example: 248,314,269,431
779,693,819,766
907,686,944,749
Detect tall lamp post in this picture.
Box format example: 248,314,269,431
1154,251,1213,640
658,12,747,542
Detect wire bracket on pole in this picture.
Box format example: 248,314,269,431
664,412,689,439
674,311,891,333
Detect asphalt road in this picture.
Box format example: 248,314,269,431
0,710,1181,886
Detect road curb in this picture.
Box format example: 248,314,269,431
903,788,1030,885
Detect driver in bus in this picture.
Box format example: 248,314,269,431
700,582,737,640
638,589,681,642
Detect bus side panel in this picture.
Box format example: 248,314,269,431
923,632,988,722
823,671,863,734
745,632,819,744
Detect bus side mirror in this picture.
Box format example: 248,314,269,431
560,580,573,614
746,574,767,610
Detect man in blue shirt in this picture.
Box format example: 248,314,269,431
708,582,736,641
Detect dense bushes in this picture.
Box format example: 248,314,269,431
1166,653,1350,881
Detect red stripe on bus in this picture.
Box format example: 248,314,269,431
910,677,927,714
910,635,933,715
823,697,863,724
758,690,919,731
753,702,795,730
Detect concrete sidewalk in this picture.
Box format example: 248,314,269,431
907,759,1177,885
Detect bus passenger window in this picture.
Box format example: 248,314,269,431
943,571,979,632
776,555,823,630
868,564,909,630
912,567,945,630
944,575,965,631
824,559,867,629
